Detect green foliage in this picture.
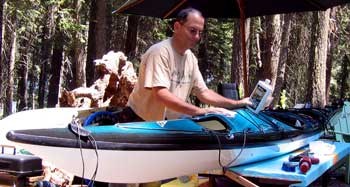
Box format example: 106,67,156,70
202,19,234,88
58,9,87,32
238,83,244,99
330,6,350,99
279,90,287,109
1,0,91,110
153,19,171,41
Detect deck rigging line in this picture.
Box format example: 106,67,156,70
206,128,248,172
70,117,100,187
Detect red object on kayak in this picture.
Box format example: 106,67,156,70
299,157,312,174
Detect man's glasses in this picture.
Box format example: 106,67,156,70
183,26,203,37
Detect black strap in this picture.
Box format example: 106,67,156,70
116,107,144,123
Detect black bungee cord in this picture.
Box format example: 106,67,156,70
70,117,99,187
205,128,248,173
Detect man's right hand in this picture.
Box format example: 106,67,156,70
202,107,237,117
240,97,253,107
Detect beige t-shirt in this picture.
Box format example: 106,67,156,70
127,38,208,121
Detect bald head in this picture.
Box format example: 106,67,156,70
176,8,203,25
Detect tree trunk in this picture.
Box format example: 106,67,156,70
28,54,38,110
231,19,250,92
110,0,127,52
257,15,281,90
272,14,292,107
0,0,5,105
111,16,127,52
17,33,30,111
38,59,47,108
339,55,349,99
17,66,28,111
86,0,108,86
325,8,339,104
232,20,243,87
196,27,210,107
86,0,97,87
4,13,17,116
95,0,108,58
38,4,55,108
306,10,330,108
285,13,312,106
124,15,139,58
198,29,209,81
47,27,64,107
73,0,86,88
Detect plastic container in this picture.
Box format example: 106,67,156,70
0,154,43,177
248,79,272,113
299,157,312,174
282,161,298,172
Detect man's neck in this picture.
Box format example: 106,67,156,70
171,36,186,55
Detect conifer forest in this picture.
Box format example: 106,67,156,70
0,0,349,117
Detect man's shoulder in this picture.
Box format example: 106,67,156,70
141,39,172,63
149,38,172,50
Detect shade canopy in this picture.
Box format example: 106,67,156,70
116,0,349,97
116,0,349,19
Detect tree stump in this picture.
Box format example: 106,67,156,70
59,51,137,108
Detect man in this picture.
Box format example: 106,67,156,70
124,8,251,122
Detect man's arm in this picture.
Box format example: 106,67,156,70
152,87,207,116
196,89,252,109
152,87,235,116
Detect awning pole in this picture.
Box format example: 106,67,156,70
237,0,249,97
